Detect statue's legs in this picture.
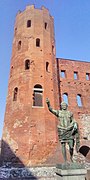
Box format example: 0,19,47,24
68,140,74,162
61,142,67,162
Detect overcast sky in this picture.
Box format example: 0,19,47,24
0,0,90,138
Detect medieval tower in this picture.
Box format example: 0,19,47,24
2,5,59,166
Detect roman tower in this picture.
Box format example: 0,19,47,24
2,5,59,166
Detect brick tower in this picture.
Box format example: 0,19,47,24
2,5,59,166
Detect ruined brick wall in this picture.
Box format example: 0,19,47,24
2,5,59,166
80,114,90,141
57,58,90,146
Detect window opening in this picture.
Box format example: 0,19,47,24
52,45,54,53
79,145,90,157
36,38,40,47
60,70,66,78
10,66,13,77
77,94,82,107
27,20,31,28
62,93,68,105
25,59,30,70
13,87,18,101
86,73,90,80
45,22,48,29
33,84,43,107
14,27,17,35
46,62,49,72
18,41,21,50
74,71,78,80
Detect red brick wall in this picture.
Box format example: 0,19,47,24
2,6,90,166
57,58,90,144
2,6,59,166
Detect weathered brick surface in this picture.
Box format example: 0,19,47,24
57,58,90,161
2,5,90,167
57,58,90,117
2,5,59,166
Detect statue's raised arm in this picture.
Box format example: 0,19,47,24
46,98,59,117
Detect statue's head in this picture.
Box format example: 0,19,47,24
61,101,68,110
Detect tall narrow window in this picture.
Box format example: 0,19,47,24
10,66,13,77
62,93,68,105
18,41,21,50
52,45,54,53
14,27,17,35
60,70,66,78
27,20,31,28
45,22,48,29
46,62,49,72
25,59,30,70
36,38,40,47
33,84,43,107
74,71,78,80
13,87,18,101
86,73,90,80
77,94,82,107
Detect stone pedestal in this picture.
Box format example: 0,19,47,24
56,163,87,180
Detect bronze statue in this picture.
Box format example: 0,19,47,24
46,98,80,162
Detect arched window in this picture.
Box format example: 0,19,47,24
62,93,68,105
18,41,21,50
77,94,82,107
46,62,49,72
36,38,40,47
25,59,30,70
27,20,31,28
33,84,43,107
13,87,18,101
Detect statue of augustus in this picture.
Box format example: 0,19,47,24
46,98,80,162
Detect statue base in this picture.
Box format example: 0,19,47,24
56,163,87,180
